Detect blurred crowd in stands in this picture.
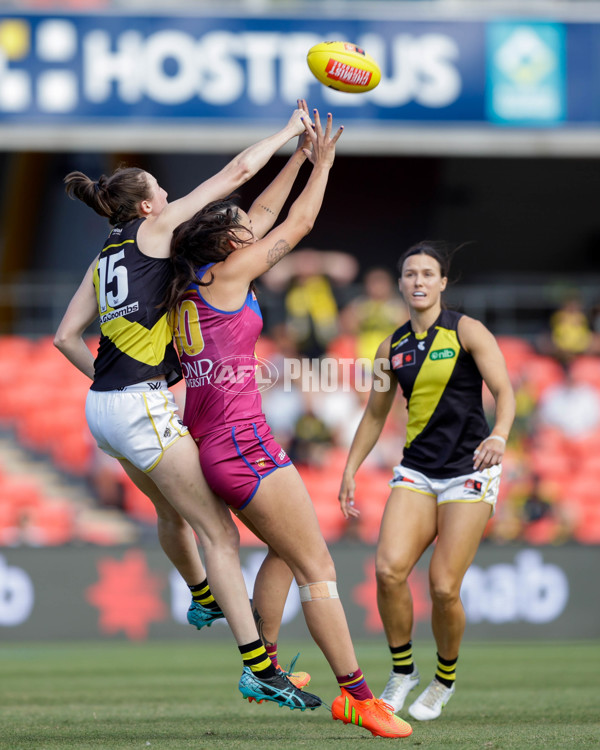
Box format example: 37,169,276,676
1,250,600,547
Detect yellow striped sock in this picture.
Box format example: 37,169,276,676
435,653,457,688
390,641,414,674
189,579,219,610
239,639,277,678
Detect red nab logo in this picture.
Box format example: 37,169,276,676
392,350,416,369
464,478,483,493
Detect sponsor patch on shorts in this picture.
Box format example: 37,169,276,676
464,478,483,495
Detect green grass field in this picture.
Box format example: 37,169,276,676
1,640,598,749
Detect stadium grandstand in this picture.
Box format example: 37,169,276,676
1,0,599,644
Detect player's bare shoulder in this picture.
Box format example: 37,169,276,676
136,214,171,258
458,314,495,353
375,333,394,361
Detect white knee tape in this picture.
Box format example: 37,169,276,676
298,581,339,602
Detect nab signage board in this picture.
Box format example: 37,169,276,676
1,546,598,642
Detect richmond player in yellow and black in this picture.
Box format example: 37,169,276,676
90,217,182,391
339,241,515,722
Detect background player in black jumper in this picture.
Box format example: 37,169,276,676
339,241,515,721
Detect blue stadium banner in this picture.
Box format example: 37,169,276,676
486,21,566,125
0,12,598,126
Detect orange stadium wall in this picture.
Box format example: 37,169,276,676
1,544,598,642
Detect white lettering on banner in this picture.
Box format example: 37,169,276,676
84,29,143,103
1,21,463,112
0,555,34,627
280,33,322,102
461,550,569,625
169,569,195,625
416,34,462,108
168,553,300,625
361,33,461,108
145,31,198,105
200,31,245,105
242,32,280,105
80,27,464,108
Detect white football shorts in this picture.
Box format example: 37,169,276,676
85,379,189,472
389,463,502,509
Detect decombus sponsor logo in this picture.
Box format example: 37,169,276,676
98,301,139,325
0,555,34,627
461,550,569,624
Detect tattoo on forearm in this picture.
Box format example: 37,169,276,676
258,203,276,216
266,239,291,267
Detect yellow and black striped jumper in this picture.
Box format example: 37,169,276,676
91,218,182,391
389,309,489,479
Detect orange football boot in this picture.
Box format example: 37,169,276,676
332,688,413,738
276,665,311,690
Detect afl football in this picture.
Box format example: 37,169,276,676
307,41,381,94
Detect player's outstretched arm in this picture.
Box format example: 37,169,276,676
221,109,343,285
247,100,312,240
146,105,310,251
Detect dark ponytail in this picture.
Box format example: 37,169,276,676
165,198,252,311
64,167,150,226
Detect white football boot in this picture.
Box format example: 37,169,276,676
378,668,420,713
408,678,455,721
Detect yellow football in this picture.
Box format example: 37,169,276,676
306,41,381,94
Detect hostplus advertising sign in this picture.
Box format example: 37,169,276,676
0,14,482,122
3,13,598,131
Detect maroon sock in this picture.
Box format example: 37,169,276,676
336,668,373,701
265,643,278,668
